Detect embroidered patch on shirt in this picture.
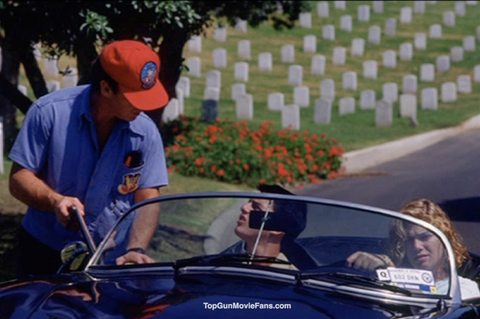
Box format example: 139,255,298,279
118,173,142,194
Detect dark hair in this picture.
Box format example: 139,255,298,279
89,58,119,94
258,184,307,244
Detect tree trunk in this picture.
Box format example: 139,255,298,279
146,28,189,126
76,39,99,85
19,47,48,100
0,39,22,153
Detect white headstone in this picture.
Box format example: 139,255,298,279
421,88,438,110
463,36,476,52
420,64,435,82
303,35,317,53
323,25,335,41
373,1,384,13
204,87,220,101
400,7,413,23
474,65,480,82
376,100,393,127
206,70,221,88
363,60,378,79
317,1,330,17
334,0,346,10
340,15,352,32
258,52,273,71
403,74,418,93
176,76,191,98
351,38,365,57
288,65,303,87
238,40,251,60
436,55,450,72
339,97,355,115
441,82,457,102
477,26,480,41
443,11,455,27
451,46,464,62
429,24,442,39
314,98,332,124
383,83,398,102
400,94,417,118
281,44,295,63
32,43,42,61
358,5,370,22
457,75,472,94
268,93,284,111
320,79,335,100
400,43,413,61
368,26,381,45
188,35,202,53
311,55,326,75
455,1,466,16
343,71,357,90
414,1,426,14
61,67,78,88
333,47,347,65
187,57,201,77
213,48,227,68
162,98,180,122
294,86,310,107
383,50,397,68
175,88,184,114
233,62,248,82
17,85,28,96
214,26,227,42
231,83,246,101
236,94,254,120
282,104,300,130
235,19,248,33
414,33,427,50
385,18,397,37
466,1,478,5
43,57,59,78
299,12,312,28
360,90,376,110
46,80,60,92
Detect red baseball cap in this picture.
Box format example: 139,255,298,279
100,40,169,111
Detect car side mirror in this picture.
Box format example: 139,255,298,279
59,241,90,272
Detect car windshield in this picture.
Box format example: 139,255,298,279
89,193,455,299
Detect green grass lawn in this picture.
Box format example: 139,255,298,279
181,0,480,151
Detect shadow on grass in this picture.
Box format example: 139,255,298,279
0,213,23,282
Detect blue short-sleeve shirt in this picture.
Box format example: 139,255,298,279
9,85,169,250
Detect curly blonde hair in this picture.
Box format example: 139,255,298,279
389,198,468,269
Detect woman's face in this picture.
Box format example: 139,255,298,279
404,225,445,275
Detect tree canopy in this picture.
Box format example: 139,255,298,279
0,0,310,149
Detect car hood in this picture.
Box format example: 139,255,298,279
1,273,437,319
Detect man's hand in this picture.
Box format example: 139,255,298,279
54,196,85,229
346,251,394,271
116,250,155,265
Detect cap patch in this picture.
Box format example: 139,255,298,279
140,61,157,89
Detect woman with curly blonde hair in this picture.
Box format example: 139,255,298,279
389,198,468,274
347,198,480,299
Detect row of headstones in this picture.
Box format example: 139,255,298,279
199,1,479,45
299,1,475,28
187,32,478,78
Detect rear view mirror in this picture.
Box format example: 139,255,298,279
60,241,89,272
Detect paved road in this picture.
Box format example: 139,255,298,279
297,128,480,254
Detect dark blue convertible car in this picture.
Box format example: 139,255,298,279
1,192,480,318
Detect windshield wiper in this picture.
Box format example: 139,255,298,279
298,271,412,296
175,253,292,269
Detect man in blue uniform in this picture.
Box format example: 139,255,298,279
9,40,169,277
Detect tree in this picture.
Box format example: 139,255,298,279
0,0,311,150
